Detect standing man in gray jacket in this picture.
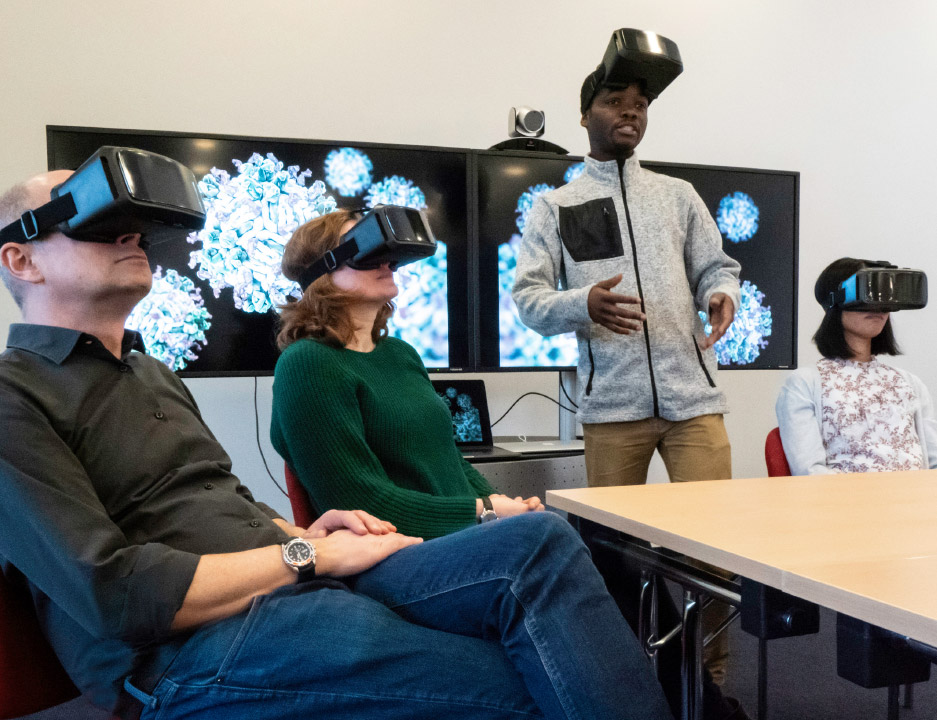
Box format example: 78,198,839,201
513,65,740,491
513,56,743,690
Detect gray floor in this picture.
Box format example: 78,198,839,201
721,607,936,720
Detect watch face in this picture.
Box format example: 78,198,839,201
285,539,315,567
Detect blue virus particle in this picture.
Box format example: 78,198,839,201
188,152,337,314
716,192,760,243
324,147,373,197
365,175,427,210
387,241,448,367
698,280,772,365
499,233,578,367
564,162,585,184
126,267,212,372
437,386,483,442
515,183,555,235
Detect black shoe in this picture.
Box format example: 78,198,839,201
717,696,751,720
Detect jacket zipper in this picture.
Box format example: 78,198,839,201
617,158,659,417
693,339,717,388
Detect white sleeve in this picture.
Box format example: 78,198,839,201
911,374,937,469
775,371,833,476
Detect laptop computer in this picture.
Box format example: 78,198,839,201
431,379,516,459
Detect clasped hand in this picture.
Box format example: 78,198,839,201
302,509,423,578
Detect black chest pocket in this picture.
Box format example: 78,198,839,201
558,198,624,262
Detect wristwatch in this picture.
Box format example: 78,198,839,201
478,495,498,523
282,537,317,582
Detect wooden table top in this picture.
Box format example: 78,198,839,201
547,470,937,646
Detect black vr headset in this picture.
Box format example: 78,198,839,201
0,146,206,248
824,262,928,312
298,205,437,291
581,28,684,113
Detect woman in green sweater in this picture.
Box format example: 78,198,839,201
270,209,543,539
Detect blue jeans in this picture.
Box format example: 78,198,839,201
129,513,671,720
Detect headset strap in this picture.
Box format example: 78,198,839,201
0,194,77,246
298,238,360,291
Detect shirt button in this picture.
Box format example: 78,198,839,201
155,411,165,420
204,483,214,490
119,366,129,373
249,520,261,528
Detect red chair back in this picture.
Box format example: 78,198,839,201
284,464,318,529
0,570,79,719
765,427,792,477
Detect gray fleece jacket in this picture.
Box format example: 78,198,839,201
512,154,741,424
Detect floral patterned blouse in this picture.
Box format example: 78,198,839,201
818,357,924,473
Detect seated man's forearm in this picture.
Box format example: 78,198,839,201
171,545,295,631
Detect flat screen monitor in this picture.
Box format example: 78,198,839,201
46,126,472,376
475,150,799,371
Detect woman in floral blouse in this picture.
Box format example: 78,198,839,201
776,257,937,475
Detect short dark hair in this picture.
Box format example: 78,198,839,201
812,257,901,359
579,64,651,115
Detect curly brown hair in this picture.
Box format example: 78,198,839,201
277,209,394,350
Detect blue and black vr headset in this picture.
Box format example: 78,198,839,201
298,206,437,291
0,146,206,248
825,262,928,312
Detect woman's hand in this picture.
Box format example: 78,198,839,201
303,509,397,539
489,494,544,518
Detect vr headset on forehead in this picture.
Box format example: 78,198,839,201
298,205,437,291
581,28,683,113
0,146,206,248
826,262,928,312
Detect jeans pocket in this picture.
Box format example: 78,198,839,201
558,197,624,262
214,594,266,681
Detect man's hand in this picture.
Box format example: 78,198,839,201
303,509,397,539
314,529,423,577
700,293,735,349
587,275,645,334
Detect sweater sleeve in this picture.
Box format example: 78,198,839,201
775,370,833,476
270,341,479,539
512,196,593,337
683,189,741,314
909,372,937,470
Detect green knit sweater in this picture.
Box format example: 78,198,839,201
270,336,495,539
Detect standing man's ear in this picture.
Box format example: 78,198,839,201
580,113,589,129
0,242,44,284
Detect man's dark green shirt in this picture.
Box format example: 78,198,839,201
0,324,289,712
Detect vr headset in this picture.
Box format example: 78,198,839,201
298,205,437,291
582,28,683,112
826,262,928,312
0,146,206,248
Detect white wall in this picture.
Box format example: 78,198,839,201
3,0,937,517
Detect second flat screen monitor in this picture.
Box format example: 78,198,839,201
476,151,798,371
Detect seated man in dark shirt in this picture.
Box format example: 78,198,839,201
0,169,672,720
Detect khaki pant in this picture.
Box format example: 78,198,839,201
583,414,733,685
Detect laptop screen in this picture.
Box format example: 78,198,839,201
430,379,494,448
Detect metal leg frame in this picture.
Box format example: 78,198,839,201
593,537,742,720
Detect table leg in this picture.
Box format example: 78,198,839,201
758,636,768,720
639,570,660,673
681,589,704,720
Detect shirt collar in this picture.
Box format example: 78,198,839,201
6,323,146,365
